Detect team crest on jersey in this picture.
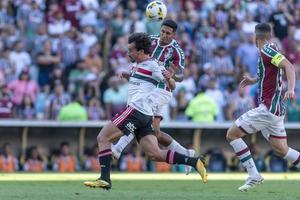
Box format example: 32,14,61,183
130,66,137,76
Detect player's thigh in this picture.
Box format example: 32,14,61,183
152,116,161,136
98,122,123,143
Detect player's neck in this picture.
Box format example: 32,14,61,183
159,39,172,46
258,40,271,49
136,55,151,64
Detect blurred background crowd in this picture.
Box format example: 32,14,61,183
1,0,300,173
1,0,300,122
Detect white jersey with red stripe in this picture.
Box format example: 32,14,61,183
127,59,165,116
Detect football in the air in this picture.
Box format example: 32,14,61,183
145,1,167,21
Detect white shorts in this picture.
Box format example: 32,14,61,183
235,104,286,140
146,88,172,118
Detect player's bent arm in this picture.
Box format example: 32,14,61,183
166,77,176,90
172,67,184,82
279,59,296,91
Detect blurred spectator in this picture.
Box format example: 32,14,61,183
48,9,71,36
31,23,49,59
68,60,91,96
19,95,36,119
227,86,255,120
235,33,259,76
9,40,31,77
213,46,234,90
185,89,217,123
120,145,146,172
58,28,79,73
87,97,106,120
205,148,227,172
35,85,50,120
84,43,103,74
23,146,46,172
79,73,100,104
58,99,88,121
36,41,61,87
60,0,82,28
79,25,97,58
84,144,100,171
286,97,300,122
0,143,19,172
282,26,300,65
123,11,145,34
0,85,14,118
49,67,68,91
25,1,44,40
52,142,79,172
103,76,127,119
269,1,292,40
110,6,125,44
205,78,225,122
8,69,39,107
45,81,71,120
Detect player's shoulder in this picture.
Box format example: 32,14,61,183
261,43,280,57
141,59,160,67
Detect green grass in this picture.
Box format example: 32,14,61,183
0,173,300,200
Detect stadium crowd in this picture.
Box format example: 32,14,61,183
1,0,300,122
1,0,300,173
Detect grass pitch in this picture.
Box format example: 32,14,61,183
0,173,299,200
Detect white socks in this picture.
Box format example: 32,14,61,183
167,140,189,156
230,138,260,178
284,148,300,169
113,133,135,154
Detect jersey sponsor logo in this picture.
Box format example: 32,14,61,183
125,122,137,133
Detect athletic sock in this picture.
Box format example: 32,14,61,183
98,149,112,183
284,148,300,169
165,150,197,167
167,140,188,155
113,133,135,153
230,138,260,178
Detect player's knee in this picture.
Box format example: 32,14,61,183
226,126,243,142
226,128,235,142
273,146,289,158
97,132,108,144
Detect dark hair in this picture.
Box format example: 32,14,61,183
128,32,151,54
161,19,177,32
255,23,271,38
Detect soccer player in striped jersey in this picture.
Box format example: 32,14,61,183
226,23,300,192
112,20,196,175
84,33,207,190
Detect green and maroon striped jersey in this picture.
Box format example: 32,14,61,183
150,35,185,70
258,43,285,116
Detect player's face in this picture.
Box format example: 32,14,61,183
160,25,175,45
128,42,137,62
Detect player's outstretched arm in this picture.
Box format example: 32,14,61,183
279,59,296,100
166,77,176,90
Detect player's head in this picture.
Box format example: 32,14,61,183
128,32,151,62
160,19,177,45
254,23,272,47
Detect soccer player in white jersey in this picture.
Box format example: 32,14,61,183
227,23,300,192
112,20,195,174
84,33,207,190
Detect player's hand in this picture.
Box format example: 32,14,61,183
162,69,173,80
283,90,295,101
119,72,130,80
239,75,257,88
